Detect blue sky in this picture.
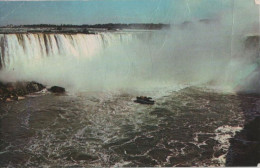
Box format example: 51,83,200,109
0,0,257,26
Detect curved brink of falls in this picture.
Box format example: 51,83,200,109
0,30,259,93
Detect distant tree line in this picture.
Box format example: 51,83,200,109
10,23,170,30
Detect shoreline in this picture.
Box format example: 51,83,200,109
0,23,170,34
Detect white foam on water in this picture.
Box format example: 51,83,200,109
212,125,243,166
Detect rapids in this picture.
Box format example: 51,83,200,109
1,87,256,167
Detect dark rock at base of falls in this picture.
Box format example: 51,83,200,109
0,81,46,102
226,117,260,166
26,82,45,93
48,86,65,94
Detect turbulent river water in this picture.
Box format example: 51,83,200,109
1,86,259,167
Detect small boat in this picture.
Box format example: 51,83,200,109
137,96,152,100
134,96,155,105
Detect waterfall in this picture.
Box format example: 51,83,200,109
0,29,258,92
0,31,166,90
0,32,140,70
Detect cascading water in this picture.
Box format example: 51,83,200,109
0,28,258,92
0,33,137,69
1,28,259,93
0,32,166,91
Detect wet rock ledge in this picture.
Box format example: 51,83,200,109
0,81,67,102
0,81,46,102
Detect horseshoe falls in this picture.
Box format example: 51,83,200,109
0,32,178,91
0,29,257,92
